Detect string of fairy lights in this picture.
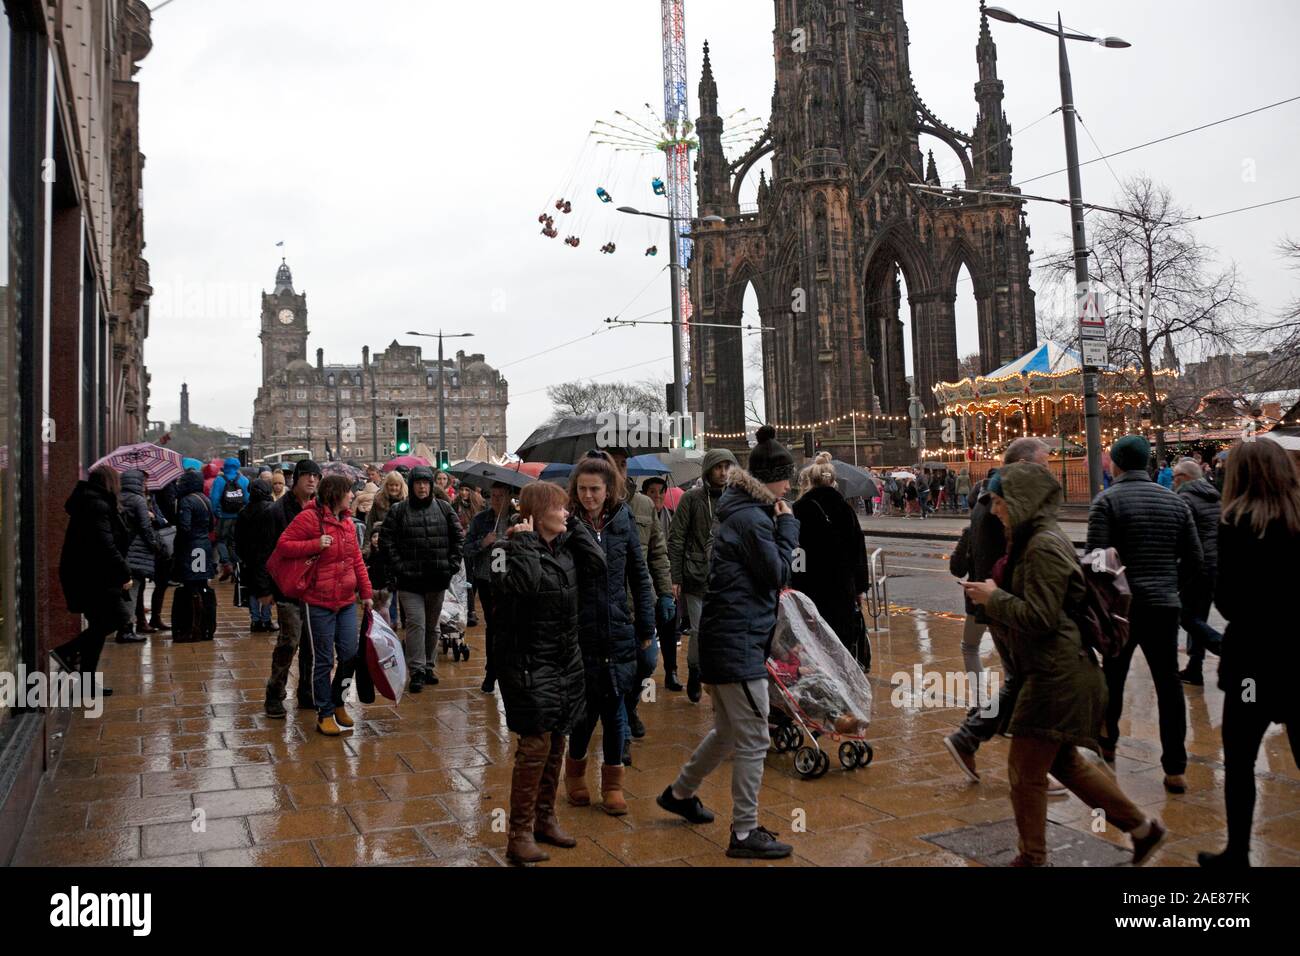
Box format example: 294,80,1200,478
701,408,949,441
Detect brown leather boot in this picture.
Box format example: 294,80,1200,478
506,735,550,866
600,763,628,816
535,735,577,848
564,755,590,807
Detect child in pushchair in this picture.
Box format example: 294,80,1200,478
767,589,874,778
437,563,471,661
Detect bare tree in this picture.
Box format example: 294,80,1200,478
1248,237,1300,391
545,376,668,423
743,337,766,429
1049,175,1250,463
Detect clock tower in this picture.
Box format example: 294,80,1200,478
259,258,308,384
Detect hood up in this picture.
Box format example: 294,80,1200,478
998,462,1062,531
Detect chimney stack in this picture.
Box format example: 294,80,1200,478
316,347,324,371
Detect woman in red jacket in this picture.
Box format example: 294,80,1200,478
274,474,374,735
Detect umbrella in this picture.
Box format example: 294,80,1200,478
449,460,537,491
515,412,673,463
625,454,671,477
540,462,573,484
91,442,186,491
321,461,365,480
504,460,549,479
664,486,684,510
667,456,703,487
382,455,430,473
830,460,876,499
890,471,915,481
239,465,262,478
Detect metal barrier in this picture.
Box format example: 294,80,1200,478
864,547,890,633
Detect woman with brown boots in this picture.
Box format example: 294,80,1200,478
491,481,605,864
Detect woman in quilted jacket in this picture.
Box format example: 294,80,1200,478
492,481,605,864
273,474,373,736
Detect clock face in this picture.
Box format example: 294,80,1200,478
278,309,295,325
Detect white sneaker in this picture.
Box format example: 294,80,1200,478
1046,773,1068,797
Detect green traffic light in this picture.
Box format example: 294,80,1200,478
683,437,696,449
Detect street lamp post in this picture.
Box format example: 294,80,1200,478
406,330,474,462
984,7,1129,499
617,207,724,418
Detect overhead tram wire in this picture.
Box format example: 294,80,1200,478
1075,114,1127,197
1014,94,1300,188
511,355,675,399
931,105,1061,187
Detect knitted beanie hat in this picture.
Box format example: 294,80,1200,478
748,425,795,483
1109,435,1151,473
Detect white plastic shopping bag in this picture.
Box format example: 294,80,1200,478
364,610,407,703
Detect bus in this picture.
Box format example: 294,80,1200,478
259,448,311,470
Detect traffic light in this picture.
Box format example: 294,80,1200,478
394,416,411,454
437,449,450,471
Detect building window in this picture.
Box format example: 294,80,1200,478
296,389,307,400
298,408,307,418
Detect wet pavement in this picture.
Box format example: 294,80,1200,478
14,579,1299,867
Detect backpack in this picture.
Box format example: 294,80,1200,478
1051,531,1131,660
220,476,246,515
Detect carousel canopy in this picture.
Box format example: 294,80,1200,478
985,341,1082,378
933,339,1173,412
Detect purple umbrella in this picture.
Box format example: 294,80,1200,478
91,442,186,491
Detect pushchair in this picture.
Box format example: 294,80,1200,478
767,589,874,779
438,564,471,661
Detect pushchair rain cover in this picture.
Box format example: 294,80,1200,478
439,563,469,635
768,589,873,733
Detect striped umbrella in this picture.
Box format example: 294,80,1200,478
91,442,186,490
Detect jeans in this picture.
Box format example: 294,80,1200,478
684,592,704,669
126,573,149,629
625,638,660,719
1181,588,1222,665
249,598,273,625
216,517,238,566
658,595,681,677
476,580,496,684
399,589,446,674
303,601,359,719
569,692,627,766
1008,736,1145,865
960,614,986,706
266,600,313,701
951,628,1017,756
1102,603,1186,774
674,678,770,832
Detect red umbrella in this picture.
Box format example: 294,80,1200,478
381,455,431,473
664,486,684,510
91,442,186,491
505,461,548,479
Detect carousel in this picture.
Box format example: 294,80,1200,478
931,341,1176,458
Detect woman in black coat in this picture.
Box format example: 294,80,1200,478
173,469,216,642
234,478,277,633
1200,438,1300,868
563,454,656,817
492,481,605,865
791,453,869,665
119,468,161,639
57,466,133,681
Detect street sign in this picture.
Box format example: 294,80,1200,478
1082,338,1108,368
1079,286,1106,330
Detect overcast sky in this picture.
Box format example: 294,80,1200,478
140,0,1300,449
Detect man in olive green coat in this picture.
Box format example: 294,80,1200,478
963,462,1165,866
667,448,738,702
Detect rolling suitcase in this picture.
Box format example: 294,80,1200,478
172,585,218,642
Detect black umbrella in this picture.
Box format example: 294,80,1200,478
830,459,877,499
449,460,537,492
515,412,673,464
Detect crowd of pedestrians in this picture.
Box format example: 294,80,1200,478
51,424,1297,867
